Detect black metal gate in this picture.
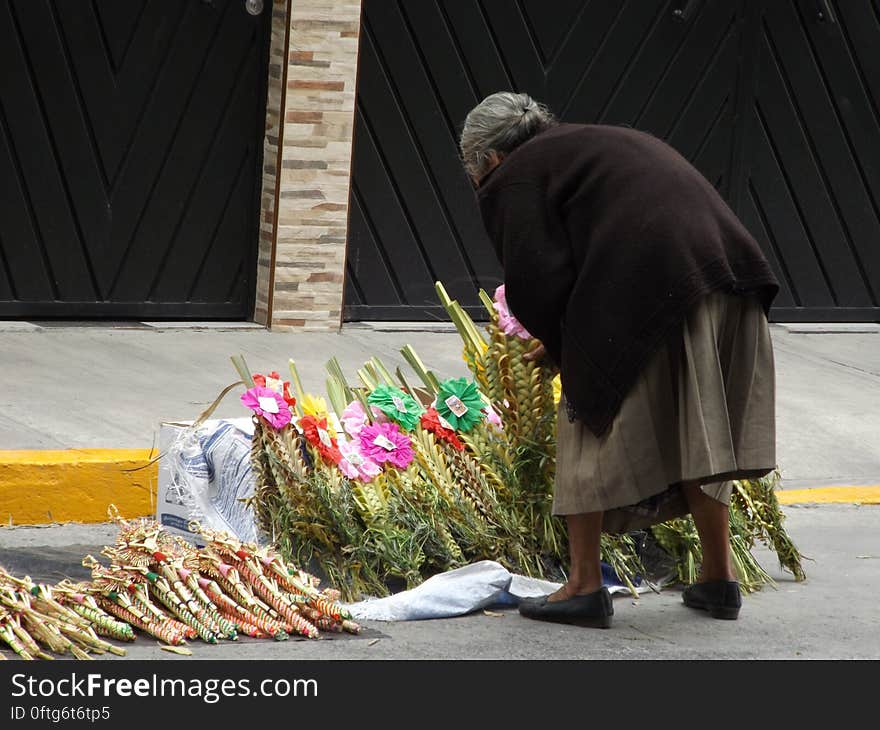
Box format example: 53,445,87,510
0,0,271,319
737,0,880,322
345,0,880,323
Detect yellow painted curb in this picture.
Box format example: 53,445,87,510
0,449,158,525
777,486,880,505
0,446,875,525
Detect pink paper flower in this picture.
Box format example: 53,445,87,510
240,386,292,430
341,400,387,438
341,401,368,437
484,404,503,431
359,422,414,469
493,284,532,340
338,438,382,482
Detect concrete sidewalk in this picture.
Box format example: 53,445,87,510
0,321,878,488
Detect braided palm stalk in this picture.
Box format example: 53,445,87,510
0,620,35,660
413,429,491,537
207,589,288,639
200,561,261,617
233,561,318,638
53,619,125,657
198,552,296,633
218,608,272,639
100,597,188,645
0,592,66,656
128,583,197,642
203,579,288,638
19,609,92,660
178,570,238,639
313,616,342,633
249,419,282,537
67,602,135,642
5,612,50,659
459,427,511,485
160,568,230,641
340,619,361,634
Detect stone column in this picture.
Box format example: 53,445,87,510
255,0,363,330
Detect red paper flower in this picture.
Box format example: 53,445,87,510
299,415,342,464
253,371,296,407
420,408,464,451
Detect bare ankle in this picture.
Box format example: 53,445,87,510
699,568,737,583
564,579,603,596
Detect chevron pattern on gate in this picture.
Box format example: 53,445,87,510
344,0,745,321
737,0,880,321
0,0,270,318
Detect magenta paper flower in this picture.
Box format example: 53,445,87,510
493,284,532,340
338,438,382,482
340,400,387,438
359,422,414,469
241,386,292,430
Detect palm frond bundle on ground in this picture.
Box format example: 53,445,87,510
0,510,357,660
242,283,805,601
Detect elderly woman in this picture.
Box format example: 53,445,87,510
460,92,779,628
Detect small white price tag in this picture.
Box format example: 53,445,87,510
258,396,280,414
347,451,364,466
373,434,397,451
444,395,469,417
318,429,333,447
438,415,455,431
392,396,408,413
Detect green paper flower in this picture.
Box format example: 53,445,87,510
434,377,486,433
368,384,424,432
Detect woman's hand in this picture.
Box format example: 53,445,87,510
524,340,560,376
523,341,546,362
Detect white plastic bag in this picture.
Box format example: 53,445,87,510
157,418,259,546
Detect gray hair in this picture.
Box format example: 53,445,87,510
460,92,557,180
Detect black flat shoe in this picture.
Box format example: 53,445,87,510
682,580,741,620
518,587,613,628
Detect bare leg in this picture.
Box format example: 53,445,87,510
549,512,604,601
683,482,736,582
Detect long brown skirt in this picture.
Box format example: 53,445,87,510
554,291,776,533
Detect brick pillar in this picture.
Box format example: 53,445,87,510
253,0,289,326
255,0,362,330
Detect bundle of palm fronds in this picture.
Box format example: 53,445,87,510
237,350,566,599
0,511,358,660
238,282,804,601
0,567,129,660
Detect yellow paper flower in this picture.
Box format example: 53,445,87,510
552,375,562,405
300,393,336,436
301,393,327,416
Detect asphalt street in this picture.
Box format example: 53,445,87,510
1,504,877,660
